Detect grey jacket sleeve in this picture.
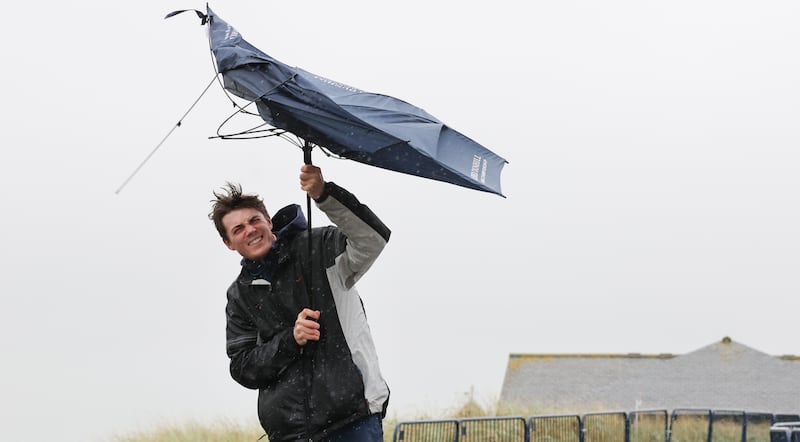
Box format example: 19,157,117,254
316,181,390,289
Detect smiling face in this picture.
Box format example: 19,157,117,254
221,207,275,260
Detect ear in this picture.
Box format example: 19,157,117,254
223,238,235,251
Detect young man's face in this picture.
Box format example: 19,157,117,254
221,208,275,260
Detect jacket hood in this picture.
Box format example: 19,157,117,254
271,204,308,238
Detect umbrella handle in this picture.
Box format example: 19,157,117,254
302,142,313,231
302,141,313,236
303,141,314,311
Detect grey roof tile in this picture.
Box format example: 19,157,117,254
500,337,800,413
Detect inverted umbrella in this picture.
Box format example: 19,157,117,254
168,5,507,197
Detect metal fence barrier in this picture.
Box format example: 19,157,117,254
530,414,581,442
583,411,627,442
629,409,668,442
744,412,774,442
668,409,711,442
710,410,745,442
393,419,459,442
770,422,800,442
393,409,798,442
460,417,528,442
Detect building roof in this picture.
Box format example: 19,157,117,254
500,337,800,413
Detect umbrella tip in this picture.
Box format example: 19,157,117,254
163,9,208,25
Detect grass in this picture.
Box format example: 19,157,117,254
109,419,265,442
111,407,780,442
109,395,548,442
109,416,414,442
110,418,401,442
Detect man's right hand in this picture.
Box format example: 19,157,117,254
294,308,321,346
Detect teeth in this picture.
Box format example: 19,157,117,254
248,236,262,246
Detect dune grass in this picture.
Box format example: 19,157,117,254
110,401,777,442
110,419,266,442
110,418,403,442
109,395,547,442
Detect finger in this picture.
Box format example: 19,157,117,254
299,165,316,179
294,327,319,345
298,308,319,320
298,319,320,330
296,309,321,332
302,328,320,341
295,328,306,346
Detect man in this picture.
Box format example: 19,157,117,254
209,164,390,441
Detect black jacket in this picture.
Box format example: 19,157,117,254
224,182,391,441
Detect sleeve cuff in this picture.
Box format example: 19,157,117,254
313,181,333,204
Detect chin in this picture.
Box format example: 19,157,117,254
245,246,271,260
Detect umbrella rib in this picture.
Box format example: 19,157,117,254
115,73,218,194
214,100,265,137
210,93,304,147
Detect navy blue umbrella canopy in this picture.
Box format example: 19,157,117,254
186,5,507,196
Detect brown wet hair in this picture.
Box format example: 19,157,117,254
209,182,270,241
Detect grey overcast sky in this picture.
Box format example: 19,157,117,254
2,1,799,440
